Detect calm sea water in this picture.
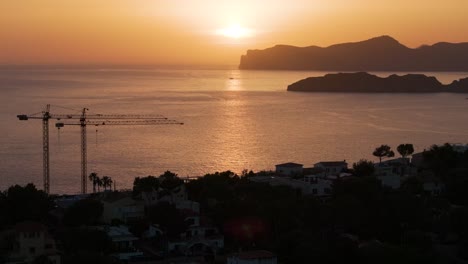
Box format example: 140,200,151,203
1,68,468,194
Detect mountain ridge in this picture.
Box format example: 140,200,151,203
239,36,468,71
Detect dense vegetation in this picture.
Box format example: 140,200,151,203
1,144,468,263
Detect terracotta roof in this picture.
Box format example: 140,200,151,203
231,250,276,260
15,221,46,233
275,162,303,167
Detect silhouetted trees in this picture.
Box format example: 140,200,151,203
397,144,414,158
101,176,113,191
373,145,395,163
88,172,99,193
88,173,112,192
63,198,103,227
352,159,375,177
423,143,458,179
159,171,183,190
133,175,160,196
0,184,52,228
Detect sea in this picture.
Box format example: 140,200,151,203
1,67,468,194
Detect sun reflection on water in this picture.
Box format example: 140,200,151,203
225,70,243,91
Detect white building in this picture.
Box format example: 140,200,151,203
450,143,468,153
227,250,277,264
314,161,348,176
422,176,444,196
6,221,60,264
106,225,144,261
302,175,333,196
275,162,303,177
374,165,401,189
141,185,200,214
101,194,145,224
167,228,224,256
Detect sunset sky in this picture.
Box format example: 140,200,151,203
1,0,468,66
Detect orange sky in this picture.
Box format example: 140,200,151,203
1,0,468,66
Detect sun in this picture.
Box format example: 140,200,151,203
216,24,253,39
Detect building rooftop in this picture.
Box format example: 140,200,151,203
275,162,303,168
315,161,347,167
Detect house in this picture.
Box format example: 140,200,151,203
142,185,188,206
167,230,224,257
422,177,444,196
450,143,468,153
314,161,348,176
167,211,224,256
374,165,401,189
302,175,333,196
101,193,145,224
141,185,201,214
227,250,277,264
275,162,303,176
380,157,414,177
5,221,60,264
142,224,164,239
105,225,144,261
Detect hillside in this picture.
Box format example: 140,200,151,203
239,36,468,71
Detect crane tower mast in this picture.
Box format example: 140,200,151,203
17,104,183,194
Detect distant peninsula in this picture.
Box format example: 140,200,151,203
239,36,468,71
287,72,468,93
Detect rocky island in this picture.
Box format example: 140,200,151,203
287,72,468,93
239,36,468,71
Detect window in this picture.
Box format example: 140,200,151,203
312,189,318,194
324,188,331,194
29,247,36,254
45,244,53,249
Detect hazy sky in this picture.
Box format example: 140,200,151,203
1,0,468,66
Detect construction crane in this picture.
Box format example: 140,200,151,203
17,104,179,194
56,117,183,194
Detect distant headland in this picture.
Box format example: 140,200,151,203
287,72,468,93
239,36,468,71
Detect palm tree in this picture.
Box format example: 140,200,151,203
102,176,113,191
88,172,98,193
96,177,103,193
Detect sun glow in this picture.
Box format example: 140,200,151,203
216,24,254,39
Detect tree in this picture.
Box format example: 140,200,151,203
101,176,112,191
96,177,103,192
3,184,53,225
352,159,375,177
63,198,104,226
133,176,160,196
88,172,99,193
397,144,414,158
373,145,395,163
423,143,458,179
159,171,183,190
